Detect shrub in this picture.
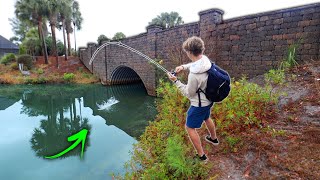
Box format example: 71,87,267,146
0,53,16,65
165,135,193,178
63,73,75,82
17,54,33,70
212,77,278,136
24,77,48,84
36,68,44,74
37,77,48,84
10,62,19,70
120,80,209,179
121,75,280,179
264,69,285,86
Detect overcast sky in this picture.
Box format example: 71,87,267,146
0,0,319,48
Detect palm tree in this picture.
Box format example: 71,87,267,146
112,32,126,41
30,115,91,159
59,0,72,60
15,0,49,64
46,0,61,68
149,12,184,29
65,16,73,56
71,0,82,54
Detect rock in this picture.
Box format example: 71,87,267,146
305,106,320,117
21,70,30,76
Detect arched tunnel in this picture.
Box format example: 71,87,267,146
110,66,143,85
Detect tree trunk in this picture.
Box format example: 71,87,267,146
38,18,48,64
62,19,68,61
59,107,65,129
50,20,59,68
78,98,82,121
37,28,42,55
69,102,73,121
74,22,77,56
72,99,77,120
67,31,71,56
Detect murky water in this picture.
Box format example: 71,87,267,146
0,84,156,180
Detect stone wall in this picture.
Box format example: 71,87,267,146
79,3,320,95
200,3,320,77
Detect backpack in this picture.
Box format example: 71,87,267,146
196,63,231,107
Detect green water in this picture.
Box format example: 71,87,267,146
0,84,156,180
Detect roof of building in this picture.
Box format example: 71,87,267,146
0,35,19,50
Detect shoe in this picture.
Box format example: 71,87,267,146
195,154,208,162
205,135,219,146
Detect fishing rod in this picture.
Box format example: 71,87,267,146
89,41,174,75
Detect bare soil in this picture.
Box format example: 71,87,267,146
202,61,320,179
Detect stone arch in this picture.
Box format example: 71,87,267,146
111,65,142,85
109,65,156,95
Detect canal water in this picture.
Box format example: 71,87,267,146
0,84,157,180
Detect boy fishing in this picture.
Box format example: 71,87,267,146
167,36,219,161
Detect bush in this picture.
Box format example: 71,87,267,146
120,75,280,179
120,80,209,179
63,73,75,82
24,77,48,84
0,53,16,65
10,62,19,70
17,54,33,70
19,45,27,55
264,69,285,86
36,68,44,74
212,77,278,135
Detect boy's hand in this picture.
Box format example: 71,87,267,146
167,72,177,82
175,66,184,73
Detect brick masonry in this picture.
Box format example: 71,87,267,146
79,3,320,96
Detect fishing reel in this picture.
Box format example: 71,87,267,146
171,71,177,76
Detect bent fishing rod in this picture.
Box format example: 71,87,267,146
89,41,176,75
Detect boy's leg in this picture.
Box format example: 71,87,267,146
204,118,217,139
185,125,204,156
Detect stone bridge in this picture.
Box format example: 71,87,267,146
79,3,320,96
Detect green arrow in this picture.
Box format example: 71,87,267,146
45,129,88,159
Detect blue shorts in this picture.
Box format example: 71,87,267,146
186,103,214,128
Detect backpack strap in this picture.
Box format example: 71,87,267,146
196,88,205,107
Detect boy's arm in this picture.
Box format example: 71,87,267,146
181,63,192,70
174,74,198,99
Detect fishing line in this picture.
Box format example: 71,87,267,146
89,42,171,74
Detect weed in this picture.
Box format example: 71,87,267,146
279,39,302,70
36,68,44,74
63,73,75,82
264,69,285,86
226,136,241,148
262,126,286,137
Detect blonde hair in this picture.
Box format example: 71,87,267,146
182,36,205,56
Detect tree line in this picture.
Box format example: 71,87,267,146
11,0,184,68
11,0,82,68
96,12,184,45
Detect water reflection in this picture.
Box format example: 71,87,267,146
0,83,156,136
0,84,156,179
85,84,157,137
0,84,156,158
